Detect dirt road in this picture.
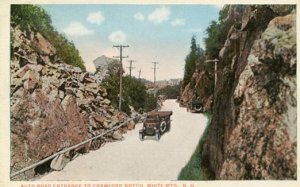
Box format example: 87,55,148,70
40,99,208,181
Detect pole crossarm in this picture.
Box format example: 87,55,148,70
113,56,129,59
113,45,129,48
204,58,219,63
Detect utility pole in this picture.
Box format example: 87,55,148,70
113,45,129,111
205,58,219,88
127,60,136,77
138,69,141,79
152,62,159,87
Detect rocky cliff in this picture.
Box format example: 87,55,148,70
201,5,296,179
180,57,214,111
10,26,134,180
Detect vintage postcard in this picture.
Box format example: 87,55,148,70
0,0,299,187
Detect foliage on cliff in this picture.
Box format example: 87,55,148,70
103,75,157,114
11,4,86,71
204,6,229,59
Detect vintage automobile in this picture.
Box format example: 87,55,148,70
139,111,173,141
187,100,204,113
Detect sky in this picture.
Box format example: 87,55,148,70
41,4,222,81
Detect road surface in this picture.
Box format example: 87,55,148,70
40,99,208,181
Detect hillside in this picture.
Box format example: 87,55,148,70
10,11,135,181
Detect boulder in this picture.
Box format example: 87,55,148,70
76,98,92,106
15,53,37,66
85,87,98,95
48,88,58,102
107,107,115,114
86,82,98,89
79,72,88,82
32,32,56,55
23,70,39,92
14,65,30,78
96,95,103,100
112,130,123,140
102,99,111,105
75,90,84,99
61,95,71,111
59,90,65,99
116,112,128,123
93,114,105,123
127,120,135,130
103,118,118,129
89,115,97,129
65,87,74,95
50,154,69,171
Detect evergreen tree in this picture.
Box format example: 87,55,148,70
183,36,200,87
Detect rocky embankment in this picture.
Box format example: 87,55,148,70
10,26,136,180
201,5,296,179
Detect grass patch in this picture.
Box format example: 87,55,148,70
178,113,212,180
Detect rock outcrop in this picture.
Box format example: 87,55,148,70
201,5,296,179
10,26,134,180
180,57,214,111
93,55,121,83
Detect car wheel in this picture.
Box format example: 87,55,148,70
196,105,202,112
167,122,171,132
160,121,167,133
139,133,144,141
155,132,160,141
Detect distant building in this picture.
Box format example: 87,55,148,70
156,80,168,87
145,78,182,89
168,79,182,86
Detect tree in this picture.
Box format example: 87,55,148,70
157,83,182,99
11,5,53,34
204,6,229,59
103,75,157,115
183,36,203,87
